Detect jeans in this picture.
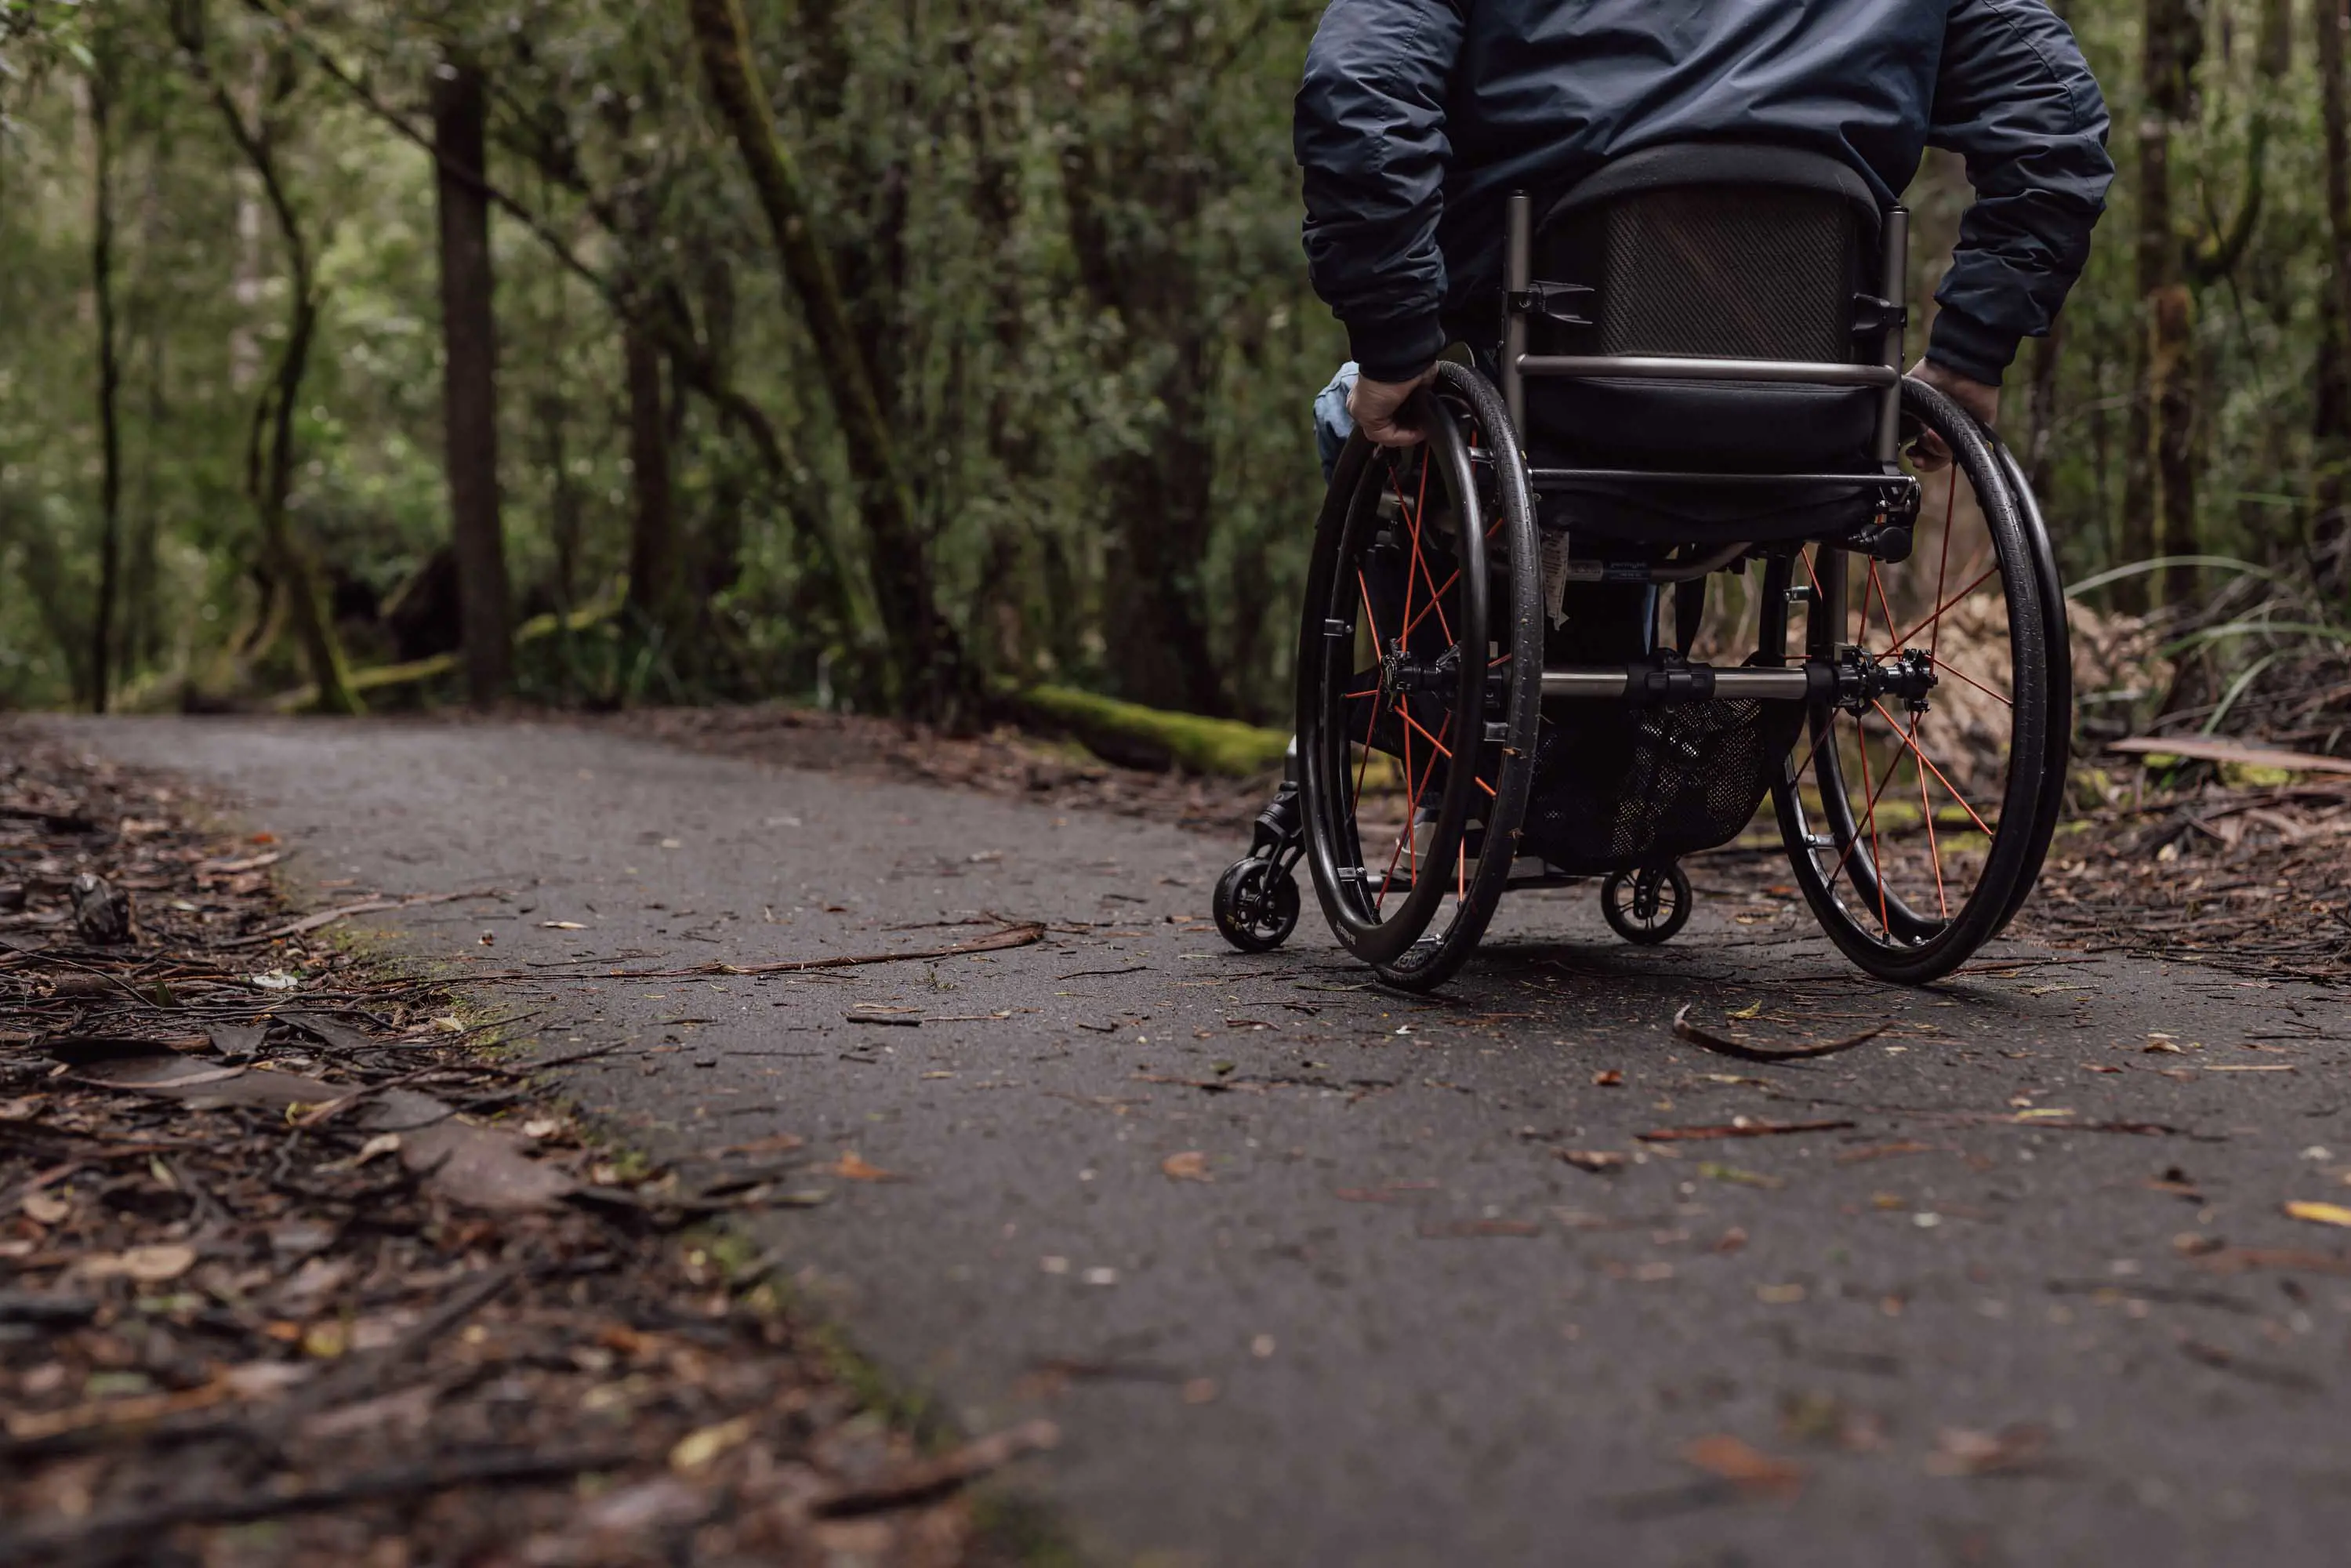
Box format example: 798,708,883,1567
1314,361,1360,483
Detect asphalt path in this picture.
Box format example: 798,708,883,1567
61,716,2351,1567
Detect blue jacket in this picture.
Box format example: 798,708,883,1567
1294,0,2113,386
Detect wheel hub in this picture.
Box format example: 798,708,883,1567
1380,642,1460,695
1830,645,1939,717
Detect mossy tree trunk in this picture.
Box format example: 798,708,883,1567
681,0,966,719
176,12,361,714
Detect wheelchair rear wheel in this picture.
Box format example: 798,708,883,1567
1295,363,1541,992
1767,377,2063,984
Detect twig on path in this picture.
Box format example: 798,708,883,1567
1671,1004,1887,1063
0,1447,634,1557
218,888,505,949
453,920,1048,982
1636,1118,1856,1143
809,1418,1060,1518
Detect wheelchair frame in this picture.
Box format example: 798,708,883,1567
1214,173,2070,992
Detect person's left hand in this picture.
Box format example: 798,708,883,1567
1348,365,1440,448
1907,358,2000,474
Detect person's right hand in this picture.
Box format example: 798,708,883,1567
1906,358,2001,474
1348,365,1440,448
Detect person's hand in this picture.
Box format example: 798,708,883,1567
1906,358,2000,474
1348,365,1440,448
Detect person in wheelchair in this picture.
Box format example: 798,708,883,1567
1300,0,2110,467
1214,0,2112,990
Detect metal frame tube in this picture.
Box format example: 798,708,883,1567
1504,193,1532,434
1540,666,1813,701
1512,354,1897,387
1529,467,1913,490
1875,205,1910,464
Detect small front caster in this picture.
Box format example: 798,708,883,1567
1602,862,1692,946
1214,856,1301,953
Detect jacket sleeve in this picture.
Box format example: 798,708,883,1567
1925,0,2114,385
1294,0,1464,383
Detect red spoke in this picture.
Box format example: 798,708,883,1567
1856,714,1892,934
1819,718,1911,894
1866,558,1900,666
1389,459,1454,648
1917,717,1950,918
1870,700,1996,836
1389,474,1418,665
1343,684,1380,700
1883,563,1997,655
1349,691,1380,816
1922,651,2013,709
1399,708,1455,760
1377,709,1419,915
1351,575,1386,819
1928,469,1958,665
1402,514,1505,641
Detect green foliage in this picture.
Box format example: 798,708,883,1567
0,0,2342,724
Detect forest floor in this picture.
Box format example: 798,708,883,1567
16,710,2351,1566
0,726,1054,1567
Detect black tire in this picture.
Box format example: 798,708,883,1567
1988,434,2071,935
1295,362,1542,993
1602,863,1693,946
1766,376,2055,985
1214,857,1300,953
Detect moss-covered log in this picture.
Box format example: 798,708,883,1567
1008,683,1287,777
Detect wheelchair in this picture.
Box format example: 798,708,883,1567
1214,143,2069,992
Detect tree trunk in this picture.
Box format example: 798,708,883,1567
623,321,677,632
2316,0,2351,596
681,0,964,717
433,58,513,704
2122,0,2204,612
1055,7,1230,717
173,20,362,716
88,53,122,713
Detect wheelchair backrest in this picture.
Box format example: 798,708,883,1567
1507,142,1904,481
1535,144,1881,367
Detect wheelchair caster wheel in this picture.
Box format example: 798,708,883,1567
1602,864,1692,946
1214,857,1300,953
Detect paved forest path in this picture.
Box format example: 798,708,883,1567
60,717,2351,1567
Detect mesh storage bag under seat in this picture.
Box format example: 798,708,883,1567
1518,695,1805,876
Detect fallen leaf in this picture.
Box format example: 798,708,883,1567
669,1414,754,1472
1927,1424,2048,1476
541,920,587,931
832,1151,904,1182
20,1190,71,1225
1558,1150,1627,1173
1682,1434,1804,1500
84,1243,197,1283
1592,1069,1624,1087
1161,1151,1210,1182
1727,1001,1764,1021
431,1016,465,1033
2284,1200,2351,1229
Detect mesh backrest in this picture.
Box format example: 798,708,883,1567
1592,185,1856,362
